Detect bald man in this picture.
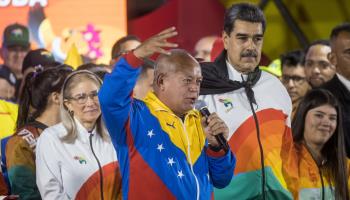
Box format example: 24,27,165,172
99,27,235,199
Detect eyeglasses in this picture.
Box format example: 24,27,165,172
281,75,306,85
66,90,99,104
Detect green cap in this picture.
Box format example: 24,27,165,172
2,23,30,48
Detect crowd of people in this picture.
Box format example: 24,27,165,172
0,2,349,200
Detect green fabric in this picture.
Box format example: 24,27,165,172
8,165,41,200
214,167,293,200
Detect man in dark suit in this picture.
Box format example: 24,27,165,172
323,23,350,157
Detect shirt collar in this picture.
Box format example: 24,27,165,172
143,92,199,118
337,73,350,91
74,117,97,144
226,60,248,82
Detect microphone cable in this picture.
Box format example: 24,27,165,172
89,133,104,200
242,75,266,200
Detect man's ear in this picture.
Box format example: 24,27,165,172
328,51,337,67
155,73,166,91
222,31,229,50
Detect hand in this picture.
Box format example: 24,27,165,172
133,27,178,59
201,112,229,147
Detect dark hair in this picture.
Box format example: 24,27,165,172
330,23,350,41
303,39,330,64
77,63,109,80
16,66,72,129
280,50,304,68
111,35,141,59
292,89,349,200
224,3,266,35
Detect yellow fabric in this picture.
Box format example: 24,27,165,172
0,100,18,139
64,43,83,69
143,92,206,164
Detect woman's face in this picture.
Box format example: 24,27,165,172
304,104,337,148
65,79,101,126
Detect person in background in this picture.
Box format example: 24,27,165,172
304,40,336,88
99,27,235,199
281,50,310,118
5,66,72,199
77,63,111,80
133,58,155,99
0,67,16,102
287,89,349,200
199,3,293,199
17,48,60,100
36,70,120,200
110,35,141,68
193,35,219,62
0,23,30,81
110,34,155,99
322,22,350,157
0,23,31,102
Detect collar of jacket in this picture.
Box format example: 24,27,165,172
143,92,199,119
74,117,98,144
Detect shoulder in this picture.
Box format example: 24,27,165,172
38,123,66,143
8,126,39,147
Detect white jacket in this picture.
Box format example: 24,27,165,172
36,119,118,200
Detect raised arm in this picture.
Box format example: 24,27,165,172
98,27,178,145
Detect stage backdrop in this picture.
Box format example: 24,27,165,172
0,0,127,64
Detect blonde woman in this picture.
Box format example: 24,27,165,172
36,70,121,200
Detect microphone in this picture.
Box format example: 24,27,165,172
195,100,229,152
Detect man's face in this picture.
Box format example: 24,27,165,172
194,36,217,62
134,68,154,99
305,44,336,87
1,45,28,78
281,65,310,103
162,64,202,116
223,20,263,74
330,31,350,80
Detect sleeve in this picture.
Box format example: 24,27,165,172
206,147,236,189
98,52,143,145
6,135,41,199
35,131,69,200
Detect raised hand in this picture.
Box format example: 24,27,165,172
133,27,178,59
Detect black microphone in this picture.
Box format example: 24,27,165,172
195,100,229,152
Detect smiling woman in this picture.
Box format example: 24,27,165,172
35,70,121,200
287,89,349,200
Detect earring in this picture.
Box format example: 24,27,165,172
69,110,74,116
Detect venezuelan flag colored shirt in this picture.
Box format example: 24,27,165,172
0,100,17,139
99,53,236,200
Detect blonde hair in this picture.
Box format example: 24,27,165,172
60,70,110,143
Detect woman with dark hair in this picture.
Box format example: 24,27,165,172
36,70,120,200
289,89,349,199
5,66,72,199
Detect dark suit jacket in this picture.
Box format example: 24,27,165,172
321,75,350,157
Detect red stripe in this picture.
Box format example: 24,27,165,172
125,118,176,200
125,51,143,68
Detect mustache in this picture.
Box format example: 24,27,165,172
241,50,257,57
